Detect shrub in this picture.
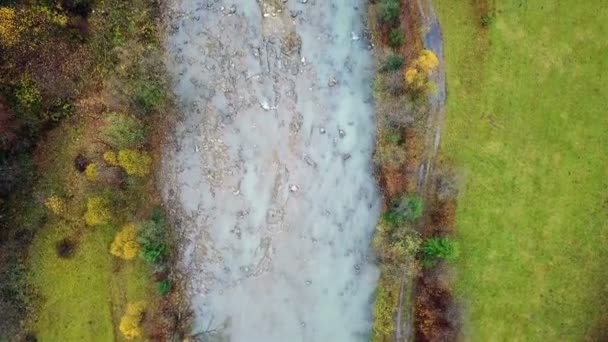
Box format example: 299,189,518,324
421,237,459,266
84,196,112,226
103,151,119,166
385,70,405,96
101,113,146,149
388,29,404,48
138,219,166,263
110,224,140,260
117,149,152,177
14,79,42,125
133,81,164,114
157,279,171,296
382,194,424,227
119,302,145,339
404,50,439,92
0,7,21,46
84,163,98,181
381,54,404,72
377,0,400,25
44,195,66,215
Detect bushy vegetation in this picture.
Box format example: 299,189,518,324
404,50,439,93
388,29,404,48
101,113,146,149
84,196,112,226
382,194,424,227
119,301,146,339
421,237,459,267
377,0,400,25
381,55,404,72
117,149,152,177
110,223,141,260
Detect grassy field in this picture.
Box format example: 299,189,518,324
26,119,153,341
434,0,608,340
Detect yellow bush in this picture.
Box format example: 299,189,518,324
84,196,112,226
44,195,66,216
118,149,152,177
0,7,21,46
85,163,98,181
404,50,439,92
103,151,119,166
416,49,439,74
119,302,146,339
110,224,140,260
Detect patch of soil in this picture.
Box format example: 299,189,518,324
74,154,90,172
56,238,76,258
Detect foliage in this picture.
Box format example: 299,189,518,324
0,7,21,46
84,163,98,181
110,223,141,260
371,273,400,341
138,218,167,264
388,29,404,48
404,50,439,92
101,113,146,149
44,195,66,215
83,196,112,226
375,132,406,168
157,279,171,296
14,78,42,125
132,81,165,114
117,149,152,177
103,151,118,166
381,55,404,72
119,301,146,339
377,0,400,25
421,237,459,266
382,194,424,227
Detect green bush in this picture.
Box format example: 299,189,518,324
101,113,146,149
377,0,400,25
421,237,459,267
388,29,404,48
138,219,166,264
382,194,424,227
157,279,171,296
382,54,404,72
132,81,164,114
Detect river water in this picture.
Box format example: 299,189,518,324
161,1,379,340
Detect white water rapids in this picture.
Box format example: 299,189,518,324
161,1,380,340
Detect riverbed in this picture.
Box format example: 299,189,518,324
161,1,379,340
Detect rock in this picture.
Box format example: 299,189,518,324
351,32,360,40
339,129,346,138
328,76,337,87
319,127,326,134
290,10,300,18
342,153,351,161
305,280,312,285
290,184,299,192
229,5,237,14
301,0,308,3
260,99,271,110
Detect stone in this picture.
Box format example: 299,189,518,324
319,127,326,134
339,129,346,138
328,76,337,87
290,184,299,192
229,5,237,14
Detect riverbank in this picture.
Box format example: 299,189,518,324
368,0,460,340
0,1,185,339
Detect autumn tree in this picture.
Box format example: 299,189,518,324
110,224,140,260
84,196,112,226
404,50,439,93
118,149,152,177
119,302,146,339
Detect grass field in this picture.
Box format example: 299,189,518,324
434,0,608,340
27,119,153,341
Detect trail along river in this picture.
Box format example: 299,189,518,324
161,1,380,340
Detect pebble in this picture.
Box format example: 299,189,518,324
290,185,299,192
319,127,326,134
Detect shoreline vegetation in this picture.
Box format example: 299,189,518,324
0,0,187,340
368,0,460,340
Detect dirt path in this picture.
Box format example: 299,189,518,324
394,0,447,340
160,1,380,341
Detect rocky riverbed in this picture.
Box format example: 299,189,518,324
161,1,379,340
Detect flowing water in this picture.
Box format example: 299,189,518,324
161,1,379,340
